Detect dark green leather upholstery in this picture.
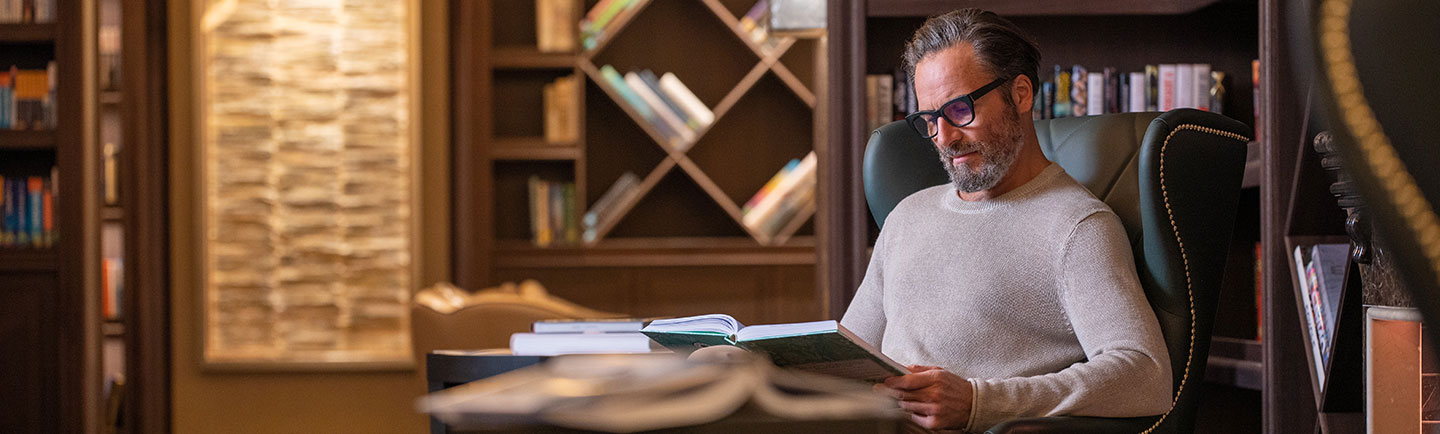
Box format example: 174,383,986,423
861,109,1252,434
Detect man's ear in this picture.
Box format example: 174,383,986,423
1011,75,1034,116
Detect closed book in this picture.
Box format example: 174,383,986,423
41,176,51,247
1192,64,1211,111
1053,68,1071,118
14,177,28,246
562,183,579,244
743,159,799,214
509,332,659,356
1,178,9,246
584,172,640,229
532,318,649,334
637,70,695,130
625,72,693,149
1145,65,1160,111
1086,72,1103,116
641,314,909,382
549,180,565,245
1070,65,1087,116
598,65,654,120
1040,81,1054,119
1308,243,1349,354
1103,67,1119,114
875,74,893,127
1175,64,1194,110
657,72,714,127
1128,72,1146,113
27,176,40,247
743,151,815,229
1158,64,1177,112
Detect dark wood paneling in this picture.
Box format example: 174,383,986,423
1261,0,1318,432
589,0,757,108
821,0,871,318
608,170,748,239
121,0,171,431
452,0,492,289
0,272,58,434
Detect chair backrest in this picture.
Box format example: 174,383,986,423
862,109,1251,433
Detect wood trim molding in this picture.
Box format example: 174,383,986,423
819,0,869,319
122,0,171,431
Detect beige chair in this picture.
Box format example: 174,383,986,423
412,280,627,354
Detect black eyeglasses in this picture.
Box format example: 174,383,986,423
905,76,1010,139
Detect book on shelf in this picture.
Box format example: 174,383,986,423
1070,65,1087,117
1292,242,1350,383
528,176,579,247
738,0,782,53
583,171,640,242
1292,245,1327,383
509,331,662,356
0,0,55,23
580,0,643,51
1,172,55,248
625,71,695,149
864,74,892,131
741,151,816,238
542,75,580,144
636,70,697,130
103,143,119,205
1085,71,1104,117
535,0,577,53
656,72,714,128
6,63,56,131
102,258,123,319
532,318,651,334
1031,62,1229,120
641,313,909,382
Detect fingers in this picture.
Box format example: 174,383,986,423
884,369,943,390
907,364,940,372
873,383,924,401
897,399,939,416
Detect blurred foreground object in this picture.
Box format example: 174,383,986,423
417,353,899,433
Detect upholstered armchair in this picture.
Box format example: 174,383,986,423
862,109,1252,434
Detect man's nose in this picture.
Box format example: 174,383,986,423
933,119,969,147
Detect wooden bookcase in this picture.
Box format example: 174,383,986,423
0,0,99,431
452,0,828,325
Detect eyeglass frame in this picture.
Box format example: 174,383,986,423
904,76,1012,139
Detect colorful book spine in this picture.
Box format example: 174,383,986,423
625,71,694,149
743,158,799,214
27,176,41,247
1070,65,1087,116
637,69,695,130
657,72,715,127
1192,63,1211,111
1086,71,1104,116
1158,64,1177,112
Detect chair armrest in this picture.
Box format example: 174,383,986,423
983,415,1160,434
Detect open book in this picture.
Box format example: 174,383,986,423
641,314,908,381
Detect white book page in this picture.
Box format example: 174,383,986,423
642,314,742,335
735,320,836,342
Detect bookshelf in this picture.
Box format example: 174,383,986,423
0,0,97,432
453,0,828,325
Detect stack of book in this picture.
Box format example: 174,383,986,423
1,169,56,249
102,258,123,319
1292,243,1350,383
737,0,781,54
867,61,1248,128
583,172,640,243
579,0,643,51
534,0,577,53
596,65,713,152
741,151,816,239
1033,63,1228,119
2,63,57,130
509,318,656,356
0,0,54,23
542,75,580,144
528,176,580,247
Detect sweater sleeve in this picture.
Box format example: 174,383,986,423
840,227,888,349
966,211,1173,432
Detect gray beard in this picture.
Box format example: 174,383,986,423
939,123,1024,193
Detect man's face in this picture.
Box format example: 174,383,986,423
913,44,1026,193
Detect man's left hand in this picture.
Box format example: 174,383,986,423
874,365,974,430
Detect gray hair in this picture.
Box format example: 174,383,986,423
902,9,1041,100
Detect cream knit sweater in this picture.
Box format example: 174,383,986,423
841,163,1172,432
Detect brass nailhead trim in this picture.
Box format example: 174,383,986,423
1141,124,1250,434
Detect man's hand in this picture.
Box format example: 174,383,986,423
874,365,974,430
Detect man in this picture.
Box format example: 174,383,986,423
840,9,1173,432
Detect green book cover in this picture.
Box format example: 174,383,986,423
640,314,908,382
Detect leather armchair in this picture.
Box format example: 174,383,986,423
862,109,1252,434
